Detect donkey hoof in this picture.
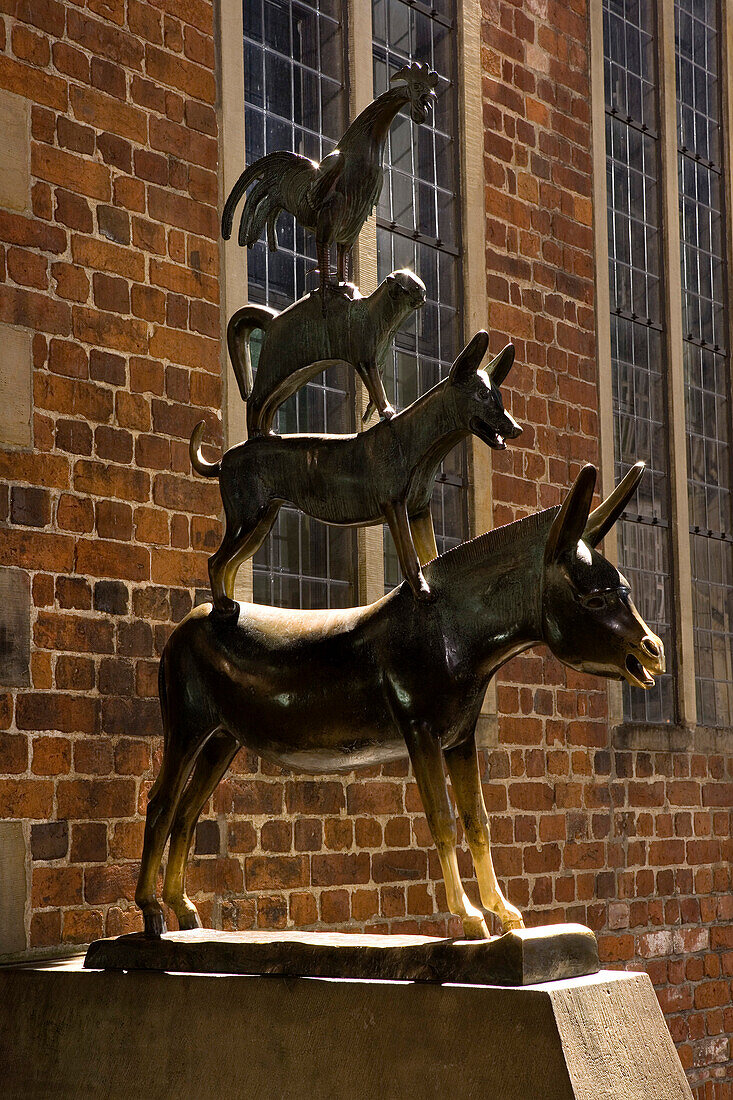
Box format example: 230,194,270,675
177,907,202,932
461,914,490,940
142,906,167,938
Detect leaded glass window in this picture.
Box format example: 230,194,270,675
243,0,357,608
676,0,733,726
603,0,675,723
372,0,465,589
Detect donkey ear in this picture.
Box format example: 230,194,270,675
487,343,515,386
449,330,489,386
584,462,645,548
545,464,597,564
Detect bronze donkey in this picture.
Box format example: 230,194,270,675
227,269,426,436
190,330,522,612
135,463,664,939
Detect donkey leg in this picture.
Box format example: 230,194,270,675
444,735,524,932
409,509,438,566
135,733,204,936
404,720,489,939
163,729,239,930
384,500,433,602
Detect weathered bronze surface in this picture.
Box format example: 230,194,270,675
190,330,522,611
85,924,599,986
222,62,438,292
226,269,426,436
134,463,664,940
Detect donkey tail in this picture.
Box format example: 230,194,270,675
147,653,170,801
226,304,278,402
189,421,221,478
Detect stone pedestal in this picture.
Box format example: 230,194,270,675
1,956,691,1099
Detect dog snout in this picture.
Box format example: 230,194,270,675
504,415,522,439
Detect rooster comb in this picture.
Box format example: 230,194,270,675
390,61,439,90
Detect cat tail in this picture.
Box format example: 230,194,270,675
226,304,278,401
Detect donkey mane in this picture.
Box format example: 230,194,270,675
428,505,560,579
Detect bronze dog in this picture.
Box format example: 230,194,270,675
227,269,426,436
135,463,664,939
190,331,522,611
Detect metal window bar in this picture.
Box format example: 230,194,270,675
242,0,358,609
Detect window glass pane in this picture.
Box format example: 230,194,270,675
675,0,733,726
243,0,356,608
603,0,675,722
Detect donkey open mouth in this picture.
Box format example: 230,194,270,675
624,640,665,689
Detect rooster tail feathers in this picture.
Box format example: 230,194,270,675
222,162,259,240
222,150,318,246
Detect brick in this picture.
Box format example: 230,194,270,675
311,853,371,887
32,866,83,909
52,263,90,302
0,727,26,772
146,45,216,104
0,55,67,111
67,9,144,71
31,821,68,860
32,145,110,202
0,779,53,818
34,612,114,656
57,778,136,819
0,283,71,335
0,210,66,253
10,485,51,527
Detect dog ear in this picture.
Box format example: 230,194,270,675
487,344,515,387
449,330,489,386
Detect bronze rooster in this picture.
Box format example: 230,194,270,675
221,61,438,292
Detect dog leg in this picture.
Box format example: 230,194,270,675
409,509,438,565
209,504,282,614
384,500,433,602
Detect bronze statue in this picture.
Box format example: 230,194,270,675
226,269,426,436
134,463,664,940
190,331,522,611
221,62,438,291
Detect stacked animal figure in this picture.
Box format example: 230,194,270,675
135,62,665,941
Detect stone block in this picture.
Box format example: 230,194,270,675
0,962,692,1099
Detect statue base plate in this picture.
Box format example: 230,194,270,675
84,923,599,986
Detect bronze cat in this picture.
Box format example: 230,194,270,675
227,269,426,436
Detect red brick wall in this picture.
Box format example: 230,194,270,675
0,0,223,944
0,1,730,1097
